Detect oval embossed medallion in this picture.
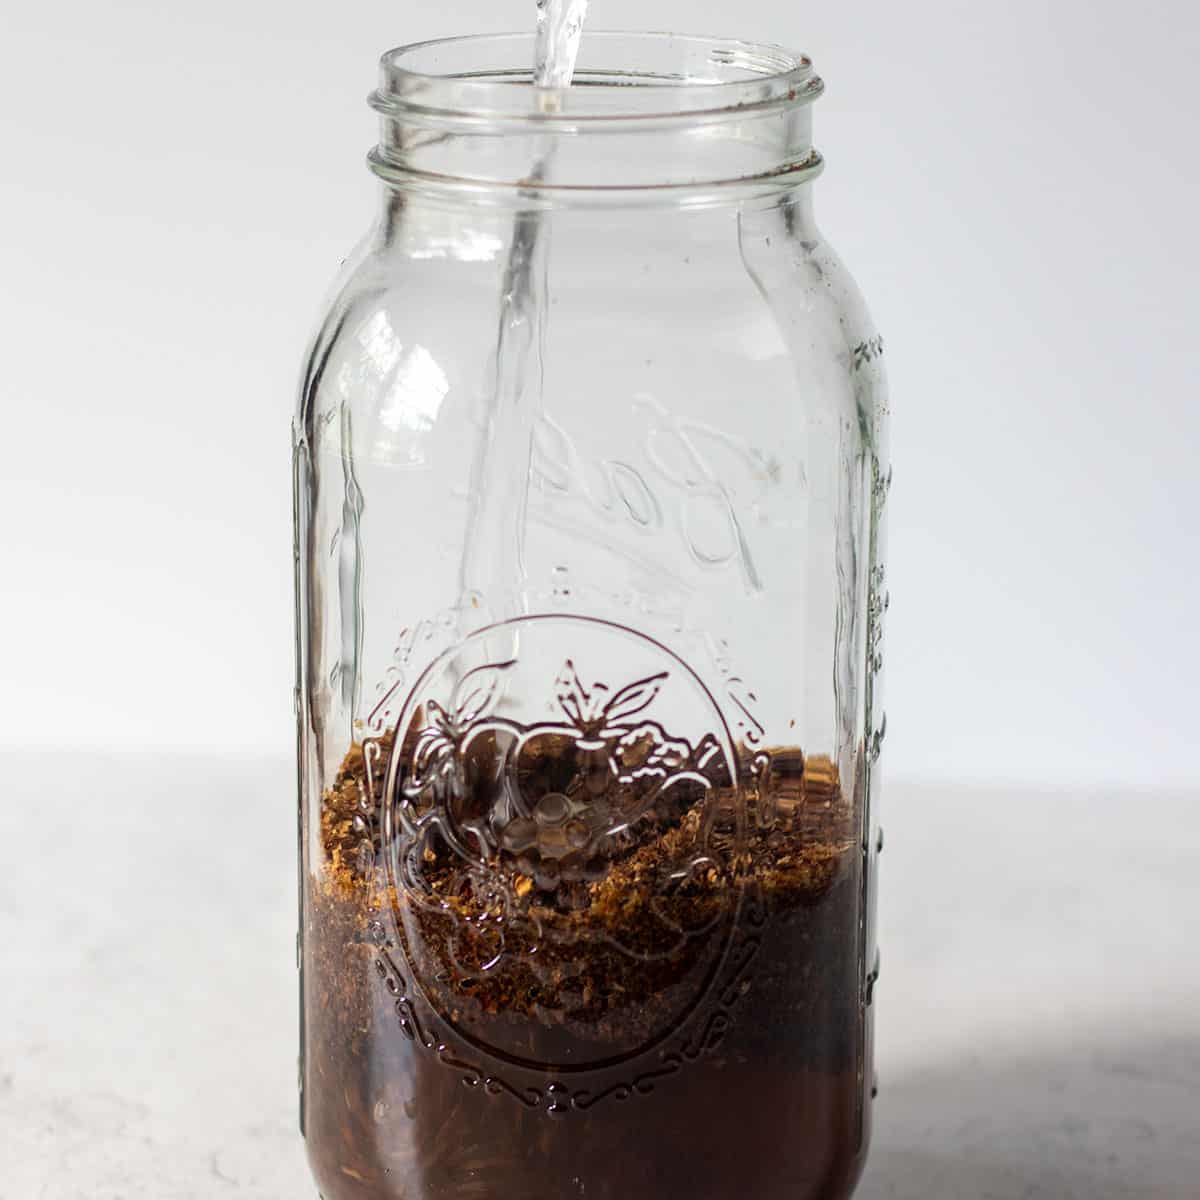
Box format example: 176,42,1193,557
380,615,748,1079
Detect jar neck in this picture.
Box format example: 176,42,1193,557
368,33,824,210
376,181,819,250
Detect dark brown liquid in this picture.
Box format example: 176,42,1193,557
304,743,872,1200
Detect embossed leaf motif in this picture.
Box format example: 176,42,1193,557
411,704,454,787
451,660,515,728
554,660,593,730
600,672,668,732
408,661,514,794
554,661,669,736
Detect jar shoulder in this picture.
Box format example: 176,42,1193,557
293,225,499,449
294,227,380,439
739,206,889,443
295,204,890,454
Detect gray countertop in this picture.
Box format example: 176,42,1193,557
2,752,1197,1198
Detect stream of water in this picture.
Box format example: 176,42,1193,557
458,0,590,626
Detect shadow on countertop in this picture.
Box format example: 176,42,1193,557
857,1034,1200,1200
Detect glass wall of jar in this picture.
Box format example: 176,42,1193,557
294,32,889,1200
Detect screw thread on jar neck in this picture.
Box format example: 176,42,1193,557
369,32,824,207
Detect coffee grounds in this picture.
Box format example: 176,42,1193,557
304,738,869,1200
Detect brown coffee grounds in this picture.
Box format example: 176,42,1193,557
303,738,868,1200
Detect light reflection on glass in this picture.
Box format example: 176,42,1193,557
409,229,504,263
379,345,450,435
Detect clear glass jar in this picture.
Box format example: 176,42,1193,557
294,31,888,1200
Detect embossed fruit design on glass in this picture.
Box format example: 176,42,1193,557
294,31,889,1200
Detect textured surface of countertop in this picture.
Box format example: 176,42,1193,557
2,752,1197,1198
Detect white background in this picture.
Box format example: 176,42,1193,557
2,0,1197,789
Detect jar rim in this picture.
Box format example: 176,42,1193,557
370,31,822,132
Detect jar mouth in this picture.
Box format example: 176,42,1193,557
371,31,822,132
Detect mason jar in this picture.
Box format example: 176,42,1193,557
294,31,889,1200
